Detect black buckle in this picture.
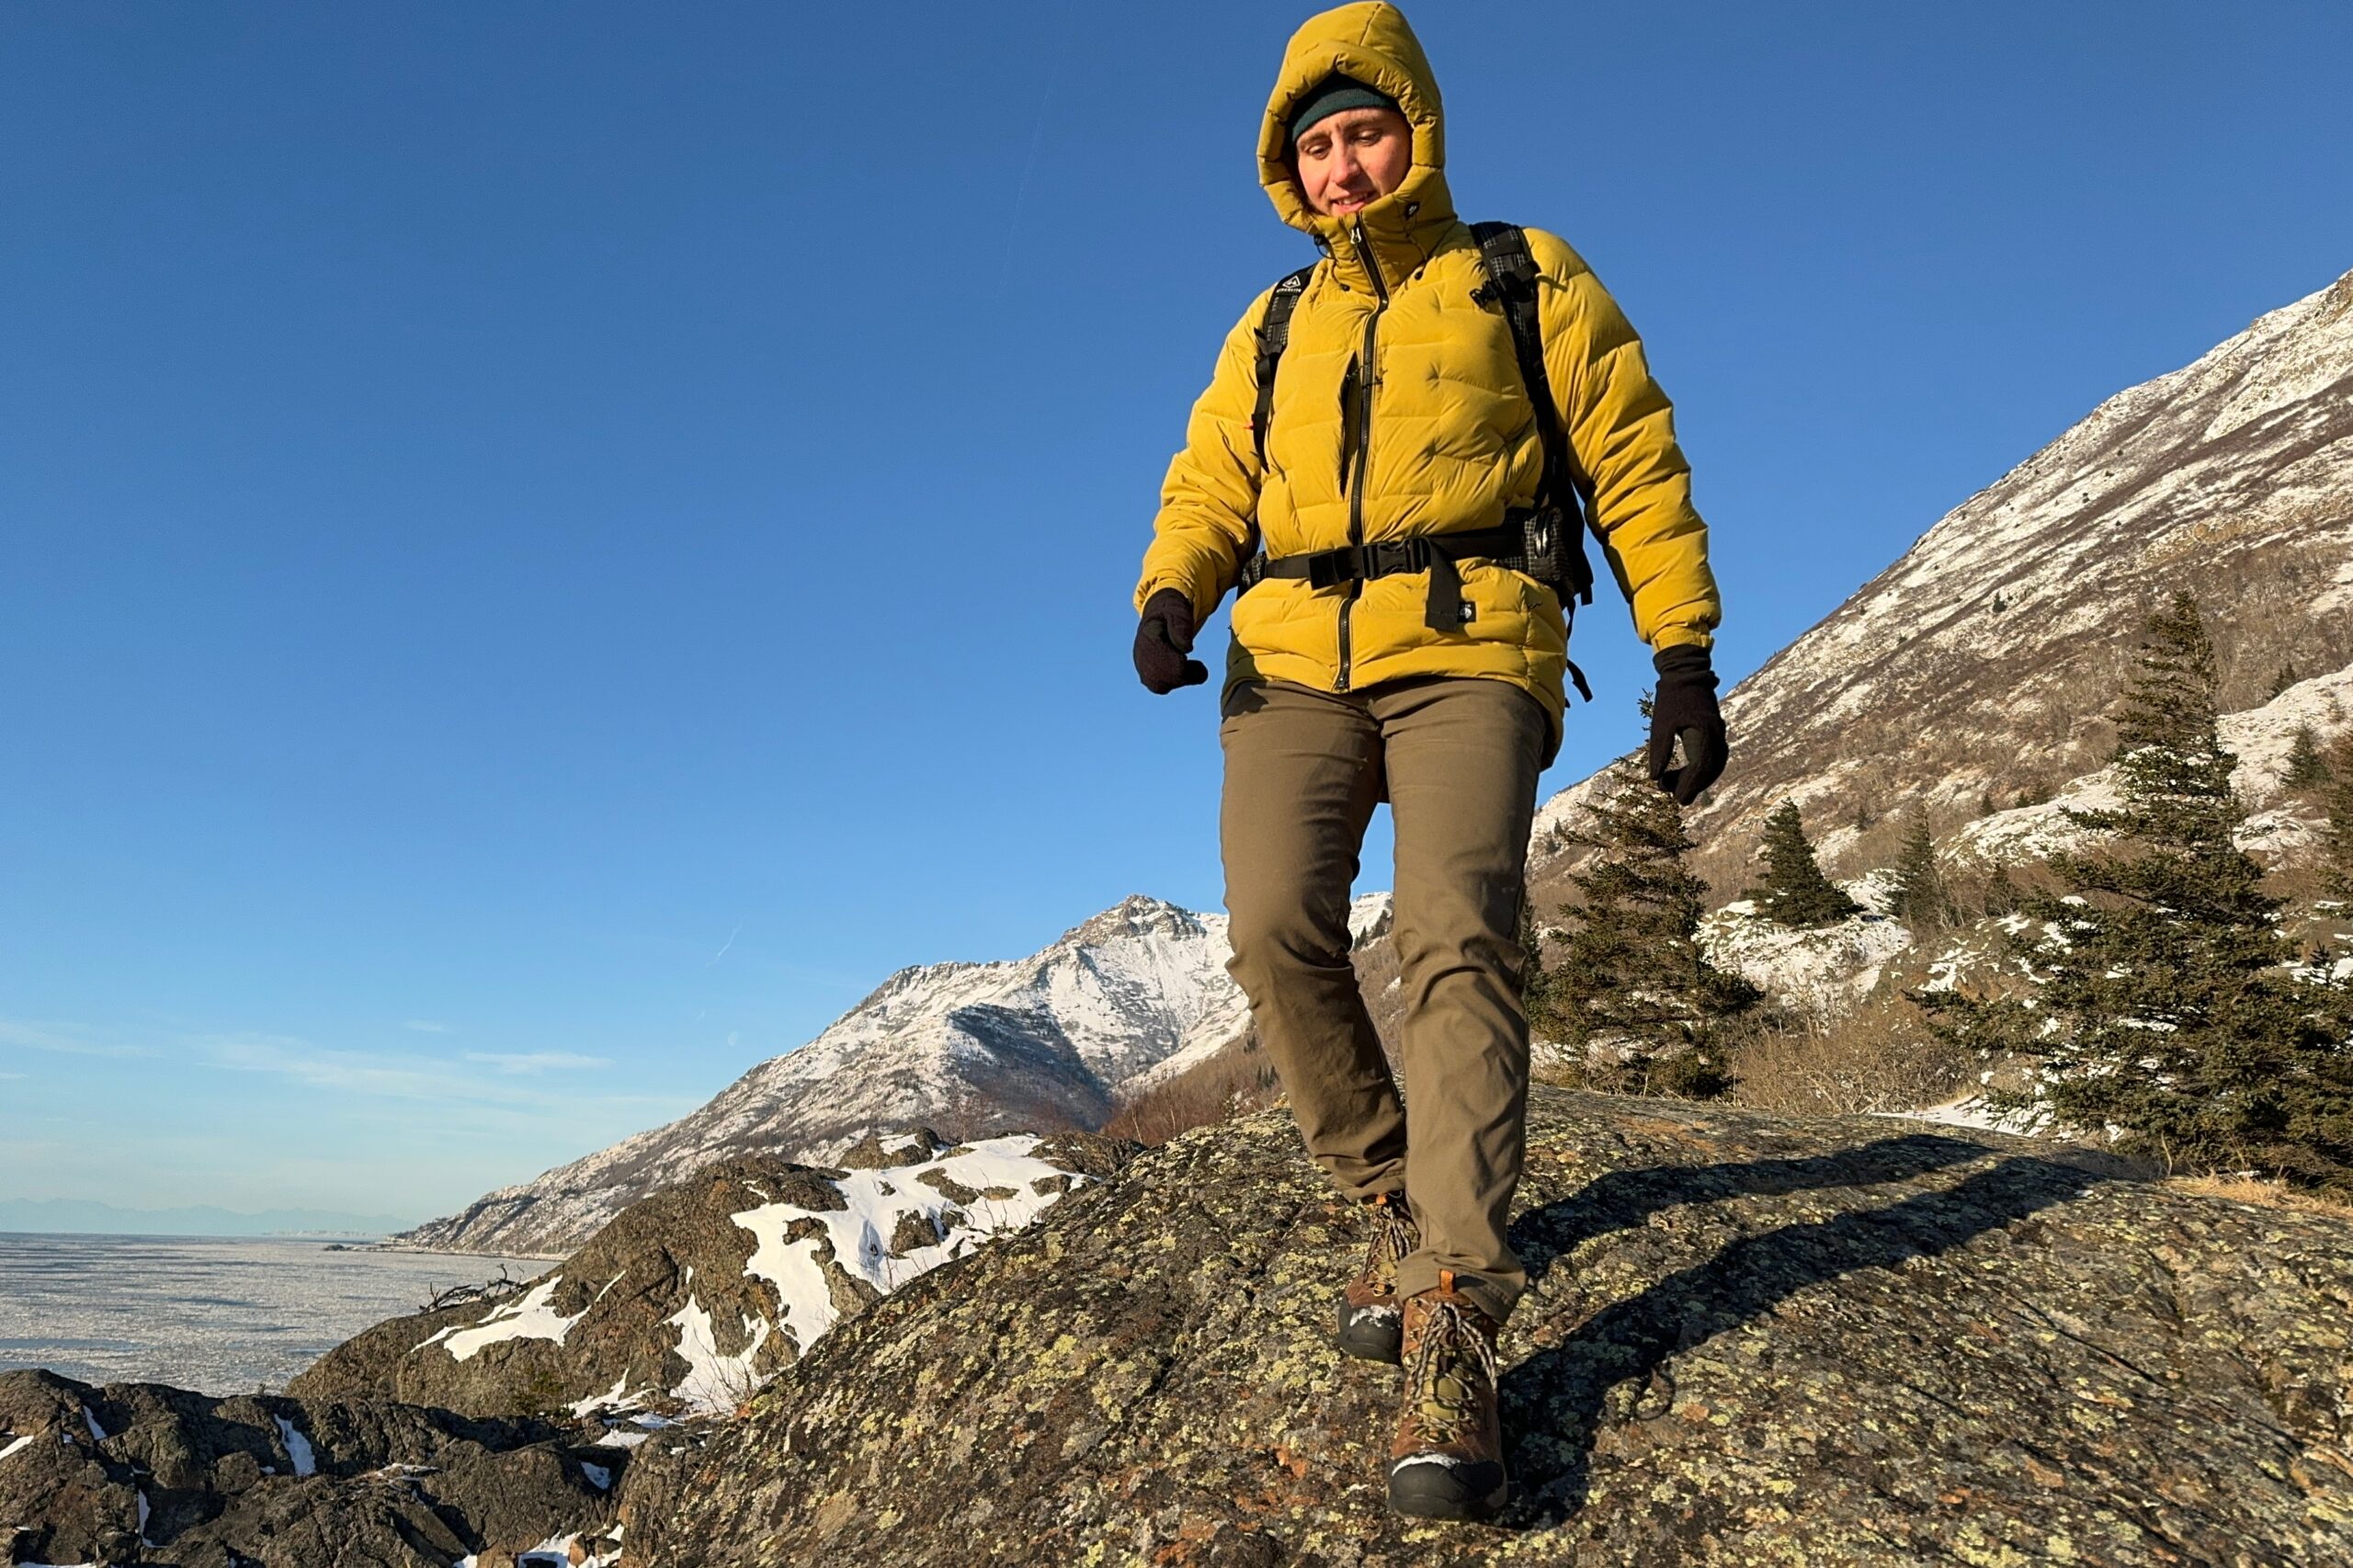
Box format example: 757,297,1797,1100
1305,549,1358,590
1366,540,1425,578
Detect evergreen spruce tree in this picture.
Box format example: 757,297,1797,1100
1548,750,1760,1096
1980,864,2021,917
2269,660,2301,699
2325,733,2353,900
1925,593,2353,1189
2283,724,2332,792
1889,813,1950,931
1516,890,1556,1025
1748,801,1863,927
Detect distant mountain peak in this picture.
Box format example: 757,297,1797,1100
1056,893,1209,949
397,893,1250,1256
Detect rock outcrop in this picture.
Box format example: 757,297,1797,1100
624,1089,2353,1566
0,1369,613,1567
294,1133,1130,1422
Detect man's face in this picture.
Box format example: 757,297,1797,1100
1291,107,1413,219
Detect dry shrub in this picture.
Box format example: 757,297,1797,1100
1728,992,1973,1118
2168,1174,2353,1217
1103,940,1401,1146
1101,1028,1284,1145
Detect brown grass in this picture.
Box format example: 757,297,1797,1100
1726,992,1975,1119
1100,1027,1285,1145
2166,1174,2353,1218
1101,943,1403,1146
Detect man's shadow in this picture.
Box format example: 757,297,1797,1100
1495,1138,2120,1527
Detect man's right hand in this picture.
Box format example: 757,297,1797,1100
1133,588,1209,694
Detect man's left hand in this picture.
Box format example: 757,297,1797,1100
1648,643,1727,805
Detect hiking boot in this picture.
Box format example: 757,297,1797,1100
1336,1190,1416,1364
1385,1269,1506,1522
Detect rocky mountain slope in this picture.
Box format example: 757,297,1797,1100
395,895,1245,1256
1534,265,2353,898
303,1131,1126,1421
622,1090,2353,1567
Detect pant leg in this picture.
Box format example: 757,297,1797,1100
1371,676,1548,1324
1219,678,1405,1200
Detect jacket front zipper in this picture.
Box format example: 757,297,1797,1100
1336,220,1389,693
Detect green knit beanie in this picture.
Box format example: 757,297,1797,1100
1287,74,1400,145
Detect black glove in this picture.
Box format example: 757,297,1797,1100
1133,588,1209,694
1649,642,1727,805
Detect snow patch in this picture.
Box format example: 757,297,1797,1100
732,1134,1075,1355
1697,906,1914,1020
665,1296,771,1412
567,1374,633,1418
433,1277,586,1362
274,1415,317,1477
1881,1096,2051,1137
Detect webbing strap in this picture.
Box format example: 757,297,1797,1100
1240,522,1524,633
1469,222,1595,607
1250,266,1317,470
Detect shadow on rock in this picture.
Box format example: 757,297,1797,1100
1497,1152,2119,1528
1509,1132,1996,1287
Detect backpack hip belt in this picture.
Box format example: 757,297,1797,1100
1235,511,1592,700
1236,510,1556,631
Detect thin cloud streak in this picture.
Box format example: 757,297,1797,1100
463,1051,612,1074
404,1019,453,1034
0,1017,157,1059
204,1036,545,1107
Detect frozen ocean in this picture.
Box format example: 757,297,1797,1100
0,1233,548,1393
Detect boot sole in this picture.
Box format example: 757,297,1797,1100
1385,1455,1507,1521
1334,1301,1403,1365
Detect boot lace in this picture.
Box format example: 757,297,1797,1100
1404,1296,1499,1446
1364,1195,1417,1282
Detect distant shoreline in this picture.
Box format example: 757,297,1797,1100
0,1230,555,1263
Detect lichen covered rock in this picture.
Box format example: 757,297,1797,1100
626,1089,2353,1566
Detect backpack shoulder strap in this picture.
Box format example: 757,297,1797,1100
1250,265,1317,469
1470,222,1593,605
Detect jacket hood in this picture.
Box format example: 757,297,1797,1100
1258,4,1457,290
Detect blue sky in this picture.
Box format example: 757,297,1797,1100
6,1,2351,1223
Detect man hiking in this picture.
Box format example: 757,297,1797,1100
1131,2,1727,1523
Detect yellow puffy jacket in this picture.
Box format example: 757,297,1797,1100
1134,1,1721,758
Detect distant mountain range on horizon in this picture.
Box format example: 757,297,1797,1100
0,1197,410,1239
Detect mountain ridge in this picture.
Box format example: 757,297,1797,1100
392,893,1247,1256
1533,263,2353,899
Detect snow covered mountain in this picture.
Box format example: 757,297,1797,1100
396,894,1250,1256
1535,265,2353,890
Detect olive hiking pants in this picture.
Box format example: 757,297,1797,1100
1219,674,1546,1325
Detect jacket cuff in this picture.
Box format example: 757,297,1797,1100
1650,624,1714,653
